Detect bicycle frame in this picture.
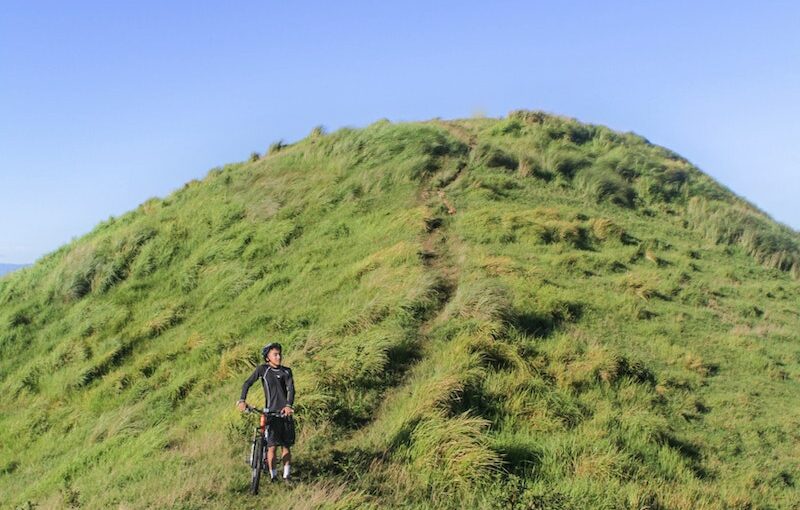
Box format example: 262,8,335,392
244,404,288,495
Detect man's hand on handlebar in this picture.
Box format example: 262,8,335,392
237,401,294,417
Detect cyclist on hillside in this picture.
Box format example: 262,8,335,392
237,342,296,483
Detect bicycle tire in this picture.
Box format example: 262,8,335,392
250,432,264,495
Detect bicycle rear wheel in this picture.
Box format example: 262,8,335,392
250,433,264,495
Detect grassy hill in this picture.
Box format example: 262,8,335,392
1,112,798,509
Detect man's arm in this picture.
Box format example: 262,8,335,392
285,367,295,408
239,365,264,402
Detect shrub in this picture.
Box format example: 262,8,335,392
66,271,93,300
489,118,524,137
508,109,548,125
589,218,624,242
406,413,501,495
447,281,513,334
544,141,590,179
268,140,286,155
530,219,593,249
575,167,637,207
8,308,32,328
74,339,136,388
217,344,260,380
142,304,186,338
686,197,800,276
518,154,553,181
476,143,518,171
167,376,196,407
477,174,522,200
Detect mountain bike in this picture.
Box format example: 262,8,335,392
244,404,288,495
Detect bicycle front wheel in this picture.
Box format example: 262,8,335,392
250,433,263,495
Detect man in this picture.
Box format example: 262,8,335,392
238,342,295,483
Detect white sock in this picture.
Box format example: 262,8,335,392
270,468,277,478
283,464,291,478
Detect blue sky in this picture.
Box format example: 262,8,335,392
2,1,799,263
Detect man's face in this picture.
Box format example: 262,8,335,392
266,348,282,367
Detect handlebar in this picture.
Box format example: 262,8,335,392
244,404,291,418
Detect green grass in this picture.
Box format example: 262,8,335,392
1,112,799,509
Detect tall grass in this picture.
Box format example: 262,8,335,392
687,196,800,276
0,113,798,508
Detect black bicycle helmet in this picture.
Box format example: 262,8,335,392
261,342,282,360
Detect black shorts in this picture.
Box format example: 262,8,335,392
266,416,295,447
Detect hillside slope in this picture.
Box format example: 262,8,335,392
1,112,799,509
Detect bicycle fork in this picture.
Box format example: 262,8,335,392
248,414,270,469
247,413,268,467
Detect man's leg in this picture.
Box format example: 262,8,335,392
281,447,292,479
266,446,278,479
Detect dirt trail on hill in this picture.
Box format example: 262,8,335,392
418,189,460,335
433,119,478,150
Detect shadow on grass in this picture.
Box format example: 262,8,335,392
510,302,583,339
495,443,543,477
664,434,712,480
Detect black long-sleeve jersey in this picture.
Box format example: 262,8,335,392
240,364,295,412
